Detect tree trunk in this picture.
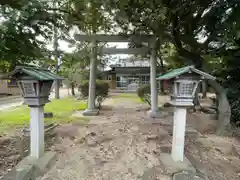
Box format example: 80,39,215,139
177,49,231,135
208,80,231,135
157,54,165,93
192,84,201,112
71,82,75,96
201,80,207,98
160,81,165,94
171,15,231,135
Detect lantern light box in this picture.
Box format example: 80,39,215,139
157,65,216,107
5,66,63,106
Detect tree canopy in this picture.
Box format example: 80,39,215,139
0,0,61,71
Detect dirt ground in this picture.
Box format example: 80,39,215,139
36,94,240,180
0,126,57,179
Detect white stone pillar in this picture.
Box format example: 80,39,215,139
30,106,44,159
83,40,99,116
171,107,187,162
149,40,158,117
88,40,97,110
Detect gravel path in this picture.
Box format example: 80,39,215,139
39,98,173,180
38,95,240,180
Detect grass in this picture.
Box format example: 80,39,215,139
0,97,87,133
112,93,143,103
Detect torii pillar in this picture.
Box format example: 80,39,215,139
82,40,99,116
148,40,160,118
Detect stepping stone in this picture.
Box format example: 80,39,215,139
173,171,207,180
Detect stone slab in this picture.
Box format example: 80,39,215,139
82,108,99,116
15,151,57,180
34,151,57,176
173,171,205,180
160,153,196,175
16,165,36,180
185,127,202,138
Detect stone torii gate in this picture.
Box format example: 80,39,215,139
74,34,160,118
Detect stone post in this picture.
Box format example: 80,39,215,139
30,106,44,158
149,40,159,118
171,107,187,161
83,40,99,116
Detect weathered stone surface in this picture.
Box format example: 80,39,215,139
233,144,240,157
1,169,17,180
160,153,196,175
173,171,207,180
14,151,56,180
16,165,36,180
34,151,57,176
173,171,192,180
186,154,206,176
185,127,202,138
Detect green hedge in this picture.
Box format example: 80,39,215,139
137,84,151,106
78,80,109,109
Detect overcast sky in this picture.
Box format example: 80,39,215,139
46,34,131,67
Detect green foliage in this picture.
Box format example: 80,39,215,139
0,0,53,68
214,38,240,126
137,85,151,106
226,88,240,126
62,0,113,34
60,42,108,83
78,80,109,109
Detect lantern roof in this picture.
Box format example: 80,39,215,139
2,66,64,80
156,65,215,80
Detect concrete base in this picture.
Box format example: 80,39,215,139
82,108,99,116
15,151,57,180
159,153,196,175
147,110,168,118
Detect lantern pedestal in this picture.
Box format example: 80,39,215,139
30,105,45,159
171,107,187,161
159,153,196,175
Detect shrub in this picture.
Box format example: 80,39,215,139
226,88,240,126
78,80,109,109
137,84,151,106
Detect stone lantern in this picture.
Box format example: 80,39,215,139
171,79,200,107
2,66,63,158
157,66,215,172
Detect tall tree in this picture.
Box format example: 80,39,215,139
103,0,240,134
0,0,66,72
60,41,109,95
164,0,239,134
